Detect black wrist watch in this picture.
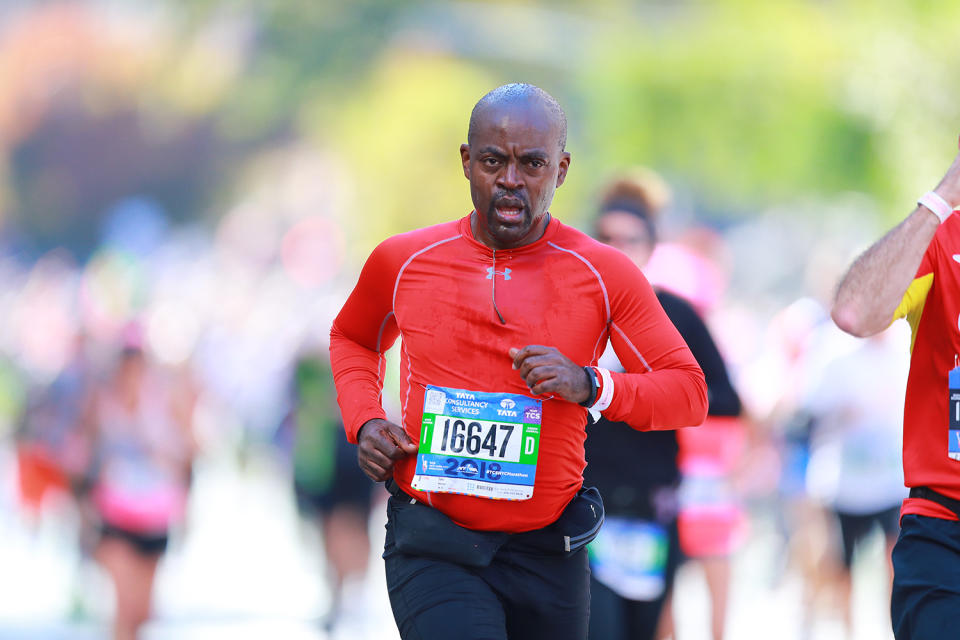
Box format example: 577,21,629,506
578,366,598,408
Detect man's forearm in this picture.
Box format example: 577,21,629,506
834,145,960,336
832,207,939,337
604,366,708,430
329,325,389,443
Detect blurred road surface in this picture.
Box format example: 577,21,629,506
0,445,893,640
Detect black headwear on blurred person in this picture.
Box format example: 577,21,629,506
596,169,671,247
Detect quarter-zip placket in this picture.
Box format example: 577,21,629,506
491,249,506,325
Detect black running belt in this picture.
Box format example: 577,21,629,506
909,486,960,519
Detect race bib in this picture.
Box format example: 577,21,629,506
949,366,960,462
588,517,669,600
411,385,541,500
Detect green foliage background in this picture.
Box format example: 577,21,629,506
5,0,960,259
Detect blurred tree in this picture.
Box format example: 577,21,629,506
317,53,493,257
185,0,408,140
4,0,960,261
9,97,229,258
577,1,960,219
0,4,264,258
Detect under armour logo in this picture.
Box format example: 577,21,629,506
486,267,511,280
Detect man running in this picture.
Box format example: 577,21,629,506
832,142,960,640
329,83,708,640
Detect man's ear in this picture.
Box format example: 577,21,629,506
460,144,471,180
556,152,571,187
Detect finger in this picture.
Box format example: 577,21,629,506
517,354,560,379
367,431,400,456
520,359,567,384
398,441,418,455
529,378,561,396
374,435,415,459
359,457,392,482
527,371,559,395
386,424,419,454
368,431,414,461
510,345,552,369
523,366,559,389
365,465,390,482
361,446,397,471
367,425,405,451
385,442,415,461
360,462,387,482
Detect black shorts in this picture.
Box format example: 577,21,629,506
294,470,374,516
588,518,681,640
835,505,900,568
891,514,960,640
100,522,169,557
382,492,595,640
294,430,375,517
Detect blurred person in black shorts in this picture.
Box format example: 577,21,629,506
78,333,196,640
586,170,741,640
287,355,376,629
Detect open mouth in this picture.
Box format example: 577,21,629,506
494,200,526,224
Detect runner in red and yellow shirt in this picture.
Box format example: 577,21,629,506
890,213,960,522
833,140,960,640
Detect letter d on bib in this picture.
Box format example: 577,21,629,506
525,437,535,455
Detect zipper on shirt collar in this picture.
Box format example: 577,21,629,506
491,249,506,325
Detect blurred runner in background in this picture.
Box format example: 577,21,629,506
585,169,742,640
77,329,196,640
284,353,376,631
15,332,91,523
762,299,854,637
804,327,909,638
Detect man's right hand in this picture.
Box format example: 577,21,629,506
933,142,960,208
357,419,418,482
832,138,960,337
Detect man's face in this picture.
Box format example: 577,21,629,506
460,101,570,249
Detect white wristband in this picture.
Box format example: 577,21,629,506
918,191,955,224
591,367,615,412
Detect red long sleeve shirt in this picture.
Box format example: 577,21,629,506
329,214,707,532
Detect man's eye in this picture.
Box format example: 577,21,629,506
483,157,500,166
528,160,545,168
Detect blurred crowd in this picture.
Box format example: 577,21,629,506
1,184,365,638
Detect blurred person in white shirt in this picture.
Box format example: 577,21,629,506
803,323,909,637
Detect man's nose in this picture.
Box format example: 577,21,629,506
497,161,522,190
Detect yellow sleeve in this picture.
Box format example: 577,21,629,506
891,273,933,352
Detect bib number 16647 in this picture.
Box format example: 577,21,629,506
435,418,530,461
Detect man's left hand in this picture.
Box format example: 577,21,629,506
509,345,591,404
